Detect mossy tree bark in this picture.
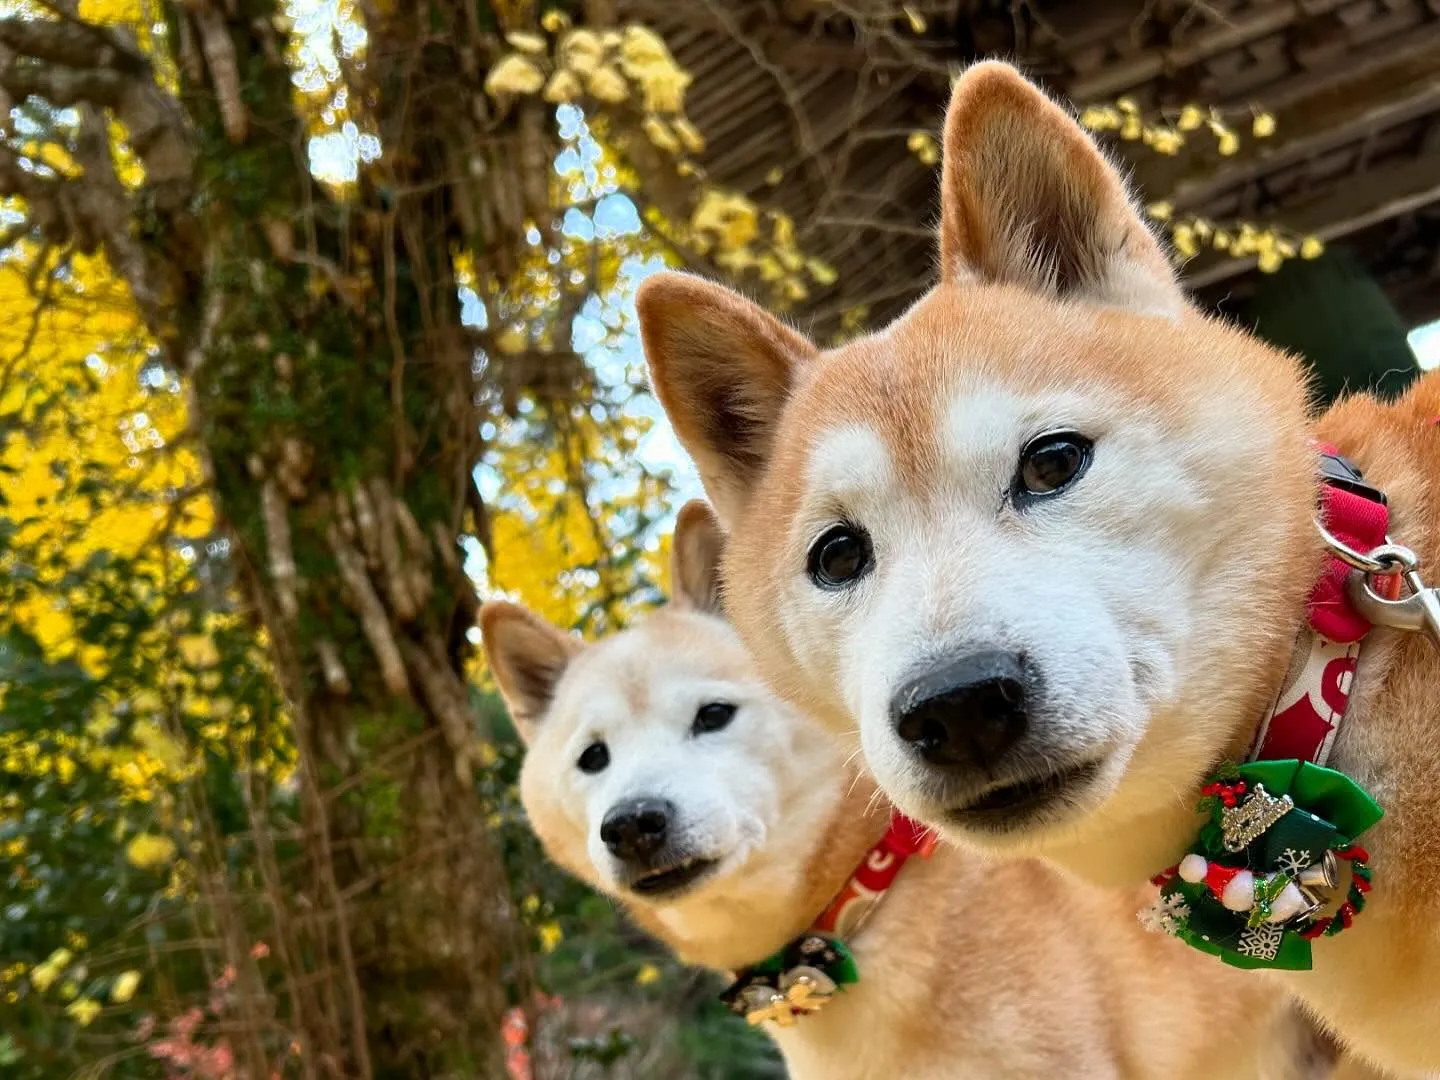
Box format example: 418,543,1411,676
0,2,580,1073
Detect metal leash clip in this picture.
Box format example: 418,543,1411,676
1317,521,1440,647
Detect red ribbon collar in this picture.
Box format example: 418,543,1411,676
1248,445,1394,767
810,812,937,938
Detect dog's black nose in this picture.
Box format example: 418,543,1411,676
891,650,1031,771
600,798,674,862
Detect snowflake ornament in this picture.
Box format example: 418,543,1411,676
1237,922,1285,962
1277,848,1312,878
1138,892,1191,936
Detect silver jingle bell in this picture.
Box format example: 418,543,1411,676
1298,849,1340,890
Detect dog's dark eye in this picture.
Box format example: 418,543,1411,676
807,524,873,589
692,702,737,735
577,741,610,774
1016,432,1093,500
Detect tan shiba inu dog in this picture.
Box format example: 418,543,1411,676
481,502,1338,1080
637,59,1440,1075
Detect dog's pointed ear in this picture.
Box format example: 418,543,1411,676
479,601,581,742
938,61,1183,316
671,499,725,616
638,272,817,524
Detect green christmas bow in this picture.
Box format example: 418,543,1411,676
1153,759,1382,971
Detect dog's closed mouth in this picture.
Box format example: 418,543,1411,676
629,857,718,897
945,759,1102,829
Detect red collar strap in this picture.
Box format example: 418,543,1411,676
1249,446,1395,766
812,812,937,936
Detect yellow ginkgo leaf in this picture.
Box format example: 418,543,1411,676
125,832,177,871
586,64,630,104
110,970,142,1003
484,54,545,98
505,31,548,55
806,258,838,286
66,997,102,1026
637,64,691,114
177,634,219,668
558,29,603,76
642,115,680,154
671,117,705,154
543,70,582,104
620,25,672,69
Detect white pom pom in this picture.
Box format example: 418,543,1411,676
1221,870,1256,912
1178,854,1208,884
1267,881,1309,924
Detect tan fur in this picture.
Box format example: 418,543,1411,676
483,502,1346,1080
640,60,1440,1075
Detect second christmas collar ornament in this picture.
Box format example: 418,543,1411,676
1141,448,1412,970
719,813,935,1026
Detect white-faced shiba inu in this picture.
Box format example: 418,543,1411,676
638,59,1440,1075
481,501,1342,1080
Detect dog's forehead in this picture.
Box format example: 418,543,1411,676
549,609,755,726
777,284,1224,497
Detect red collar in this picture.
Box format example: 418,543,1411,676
810,812,937,937
1248,445,1394,766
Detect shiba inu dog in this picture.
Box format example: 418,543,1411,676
481,501,1339,1080
638,59,1440,1076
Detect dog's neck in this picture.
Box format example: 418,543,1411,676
623,769,891,973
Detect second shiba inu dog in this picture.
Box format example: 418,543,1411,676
481,501,1336,1080
638,59,1440,1074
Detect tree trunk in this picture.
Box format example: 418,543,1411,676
0,2,550,1074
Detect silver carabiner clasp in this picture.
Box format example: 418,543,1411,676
1344,554,1440,648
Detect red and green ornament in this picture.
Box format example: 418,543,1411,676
1142,759,1382,970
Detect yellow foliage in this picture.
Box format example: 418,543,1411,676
691,190,759,251
485,54,546,98
586,64,630,105
544,69,583,104
558,29,604,77
505,31,548,55
125,833,177,871
643,115,680,154
66,997,102,1026
110,969,142,1003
